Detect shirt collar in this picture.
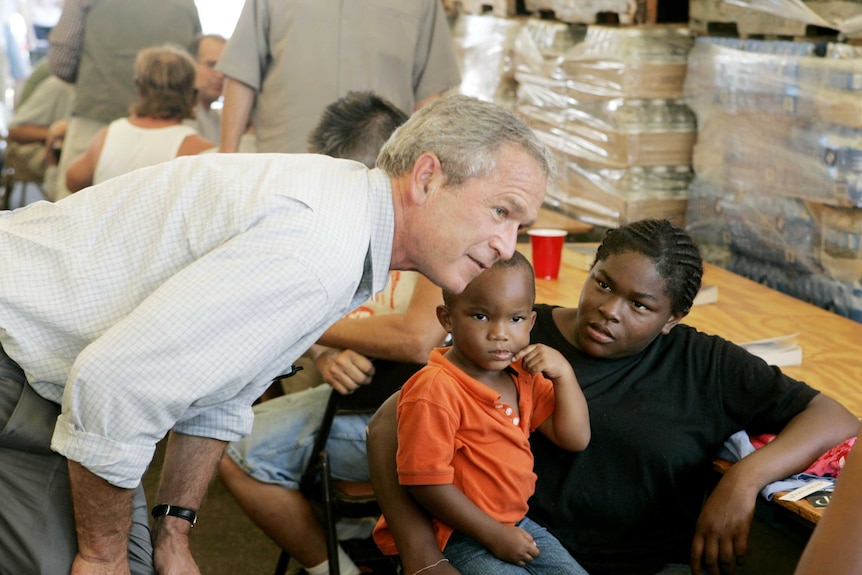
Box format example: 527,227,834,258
366,168,396,295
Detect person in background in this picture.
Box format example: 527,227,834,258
185,33,226,143
1,0,31,93
0,93,552,575
219,90,448,575
216,0,461,154
14,56,53,108
366,219,859,575
48,0,201,199
374,252,590,575
65,43,214,192
307,91,406,169
5,71,74,200
794,422,862,575
19,0,64,63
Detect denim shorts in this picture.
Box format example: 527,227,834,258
225,383,372,489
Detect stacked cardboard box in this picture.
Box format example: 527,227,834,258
514,23,696,227
451,13,529,110
684,38,862,321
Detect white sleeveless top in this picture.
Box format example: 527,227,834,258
94,118,199,185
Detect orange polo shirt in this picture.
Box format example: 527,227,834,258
373,347,556,555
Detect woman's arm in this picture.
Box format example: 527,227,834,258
177,134,216,156
795,422,862,575
66,127,106,192
691,394,859,575
366,394,461,575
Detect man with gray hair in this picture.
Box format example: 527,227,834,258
0,93,553,575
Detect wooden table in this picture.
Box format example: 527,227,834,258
523,242,862,531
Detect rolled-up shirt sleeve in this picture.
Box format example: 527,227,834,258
51,234,340,488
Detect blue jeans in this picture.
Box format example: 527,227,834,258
225,383,371,488
443,516,588,575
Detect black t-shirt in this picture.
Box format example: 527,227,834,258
527,304,818,575
338,359,424,411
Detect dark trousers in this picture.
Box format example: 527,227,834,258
0,343,154,575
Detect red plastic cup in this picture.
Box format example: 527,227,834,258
528,229,567,280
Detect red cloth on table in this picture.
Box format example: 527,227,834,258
750,434,856,477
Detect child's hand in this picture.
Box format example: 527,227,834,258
486,524,540,566
514,343,575,382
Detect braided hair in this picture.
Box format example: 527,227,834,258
594,220,703,314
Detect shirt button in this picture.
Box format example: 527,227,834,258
513,417,520,425
505,407,513,416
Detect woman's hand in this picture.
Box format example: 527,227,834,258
690,471,757,575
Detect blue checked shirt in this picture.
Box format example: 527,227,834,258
0,153,394,487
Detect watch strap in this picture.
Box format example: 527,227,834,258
151,504,197,527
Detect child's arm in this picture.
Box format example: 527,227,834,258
408,484,540,567
515,343,590,451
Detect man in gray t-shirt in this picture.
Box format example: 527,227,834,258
217,0,462,154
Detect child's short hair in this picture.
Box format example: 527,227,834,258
442,251,535,307
308,91,408,168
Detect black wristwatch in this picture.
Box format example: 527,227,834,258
151,504,197,527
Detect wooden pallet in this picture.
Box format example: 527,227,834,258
689,0,840,39
533,0,639,24
465,0,661,23
457,0,519,17
524,0,555,12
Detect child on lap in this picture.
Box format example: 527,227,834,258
373,252,591,575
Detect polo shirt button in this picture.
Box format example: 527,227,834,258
505,407,513,416
513,417,520,425
495,404,503,409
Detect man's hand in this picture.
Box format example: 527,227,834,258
690,473,757,575
152,433,225,575
44,119,68,166
315,348,375,394
68,461,134,575
153,518,199,575
71,553,129,575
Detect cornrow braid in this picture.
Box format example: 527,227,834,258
595,219,703,314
